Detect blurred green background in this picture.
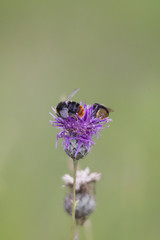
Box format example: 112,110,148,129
0,1,160,240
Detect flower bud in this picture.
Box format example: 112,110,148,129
64,192,96,224
65,139,91,160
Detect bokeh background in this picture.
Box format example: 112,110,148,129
0,1,160,240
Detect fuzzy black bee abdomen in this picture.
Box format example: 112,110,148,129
68,101,80,114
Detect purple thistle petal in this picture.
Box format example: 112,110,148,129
75,141,82,157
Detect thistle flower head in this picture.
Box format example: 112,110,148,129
62,167,101,192
62,168,102,225
50,102,112,159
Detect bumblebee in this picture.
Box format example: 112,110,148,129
92,103,114,119
56,88,85,119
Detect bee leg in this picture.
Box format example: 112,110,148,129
68,113,78,121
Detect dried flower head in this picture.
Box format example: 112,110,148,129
50,102,111,160
62,167,101,192
62,168,102,225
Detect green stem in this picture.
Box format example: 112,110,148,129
71,159,78,240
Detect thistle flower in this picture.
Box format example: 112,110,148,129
62,167,101,192
50,103,112,160
62,168,102,225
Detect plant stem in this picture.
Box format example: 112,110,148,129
71,159,78,240
84,219,93,240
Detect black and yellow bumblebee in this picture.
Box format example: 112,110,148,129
92,103,114,119
56,88,85,119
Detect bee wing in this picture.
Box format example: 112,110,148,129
107,107,114,113
66,88,80,101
